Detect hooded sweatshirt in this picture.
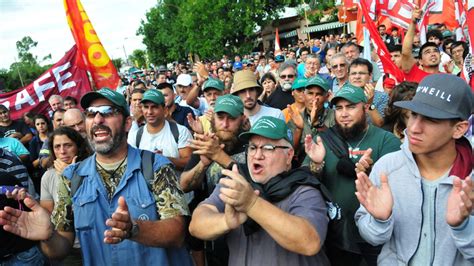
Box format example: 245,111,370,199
355,138,474,265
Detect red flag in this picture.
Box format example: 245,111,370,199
64,0,120,90
0,46,92,120
275,28,281,55
359,0,405,83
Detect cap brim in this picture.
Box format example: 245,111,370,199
214,109,240,118
394,100,460,119
238,130,281,143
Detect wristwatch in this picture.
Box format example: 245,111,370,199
125,220,139,239
369,104,376,111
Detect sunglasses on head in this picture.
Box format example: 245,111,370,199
84,106,121,119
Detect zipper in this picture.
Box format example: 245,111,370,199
409,179,424,263
431,188,437,265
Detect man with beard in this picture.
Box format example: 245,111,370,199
0,105,33,145
401,6,441,83
231,70,284,125
189,116,331,266
304,84,400,266
0,88,192,265
128,89,193,171
181,94,247,266
157,82,194,129
263,62,296,110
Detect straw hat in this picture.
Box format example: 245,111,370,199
230,70,263,96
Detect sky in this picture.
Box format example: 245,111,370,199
0,0,158,70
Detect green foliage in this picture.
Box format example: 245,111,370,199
138,0,299,64
0,36,50,92
112,58,123,71
129,49,147,68
298,0,337,23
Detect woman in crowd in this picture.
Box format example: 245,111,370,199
383,82,417,140
28,114,52,194
259,72,277,103
40,127,92,213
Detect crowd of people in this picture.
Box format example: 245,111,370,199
0,7,473,266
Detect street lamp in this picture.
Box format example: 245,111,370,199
123,37,129,66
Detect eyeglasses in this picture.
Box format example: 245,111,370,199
279,74,295,79
246,144,290,157
84,106,121,119
331,63,346,69
349,71,369,76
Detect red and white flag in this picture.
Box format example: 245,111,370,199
418,0,436,45
275,28,281,55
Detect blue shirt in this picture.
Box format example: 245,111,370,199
0,137,29,157
172,104,194,129
63,147,193,266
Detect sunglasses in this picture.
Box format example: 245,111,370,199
84,106,121,119
280,74,295,79
331,63,346,69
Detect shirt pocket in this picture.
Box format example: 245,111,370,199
127,196,157,221
73,192,99,230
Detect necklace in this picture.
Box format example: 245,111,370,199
96,155,128,183
347,125,370,159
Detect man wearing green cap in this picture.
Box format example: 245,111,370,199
288,75,335,166
190,116,331,265
304,84,400,266
0,88,192,265
187,78,225,134
127,89,193,171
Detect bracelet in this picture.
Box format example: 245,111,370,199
310,160,325,174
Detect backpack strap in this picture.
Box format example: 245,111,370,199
319,127,349,159
168,121,179,144
140,149,155,189
135,126,145,148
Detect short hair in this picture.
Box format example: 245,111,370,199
52,108,66,119
426,30,443,41
306,54,321,62
442,39,455,52
329,53,348,65
278,62,297,74
419,42,439,58
388,45,402,53
64,96,77,105
378,24,386,30
48,95,64,104
300,47,310,54
131,88,145,95
349,58,373,75
451,41,469,59
342,42,361,53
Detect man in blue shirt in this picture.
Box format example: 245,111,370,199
0,88,192,265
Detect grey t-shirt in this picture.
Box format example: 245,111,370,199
40,168,59,203
202,184,330,266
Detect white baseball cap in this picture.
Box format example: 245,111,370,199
176,74,192,86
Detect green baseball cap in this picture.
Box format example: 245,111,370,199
330,83,368,106
203,78,224,92
306,76,329,92
141,89,165,105
81,87,130,116
239,116,293,144
292,78,307,90
214,94,244,118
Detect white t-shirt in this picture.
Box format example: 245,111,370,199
248,105,285,125
128,120,192,158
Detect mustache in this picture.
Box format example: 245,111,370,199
90,125,112,136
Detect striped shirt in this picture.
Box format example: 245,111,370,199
0,148,29,188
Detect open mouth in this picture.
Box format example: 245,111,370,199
91,126,111,141
251,163,264,175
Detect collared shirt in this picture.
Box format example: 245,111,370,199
172,104,194,129
51,146,191,265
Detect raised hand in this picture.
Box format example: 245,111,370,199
364,83,375,105
355,148,373,174
411,5,422,23
287,104,303,130
0,197,53,240
104,196,133,244
187,113,204,134
304,135,326,164
310,99,320,126
355,172,393,221
219,165,259,213
446,177,473,227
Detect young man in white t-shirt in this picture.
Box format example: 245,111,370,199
231,70,284,125
128,89,192,171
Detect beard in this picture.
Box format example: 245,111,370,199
210,118,244,153
88,122,126,155
335,114,368,140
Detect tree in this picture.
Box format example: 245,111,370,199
138,1,299,64
128,49,147,68
16,36,39,65
112,58,123,71
298,0,337,24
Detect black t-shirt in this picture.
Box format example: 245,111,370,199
0,120,31,139
264,85,294,110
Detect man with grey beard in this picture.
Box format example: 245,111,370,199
0,88,192,265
